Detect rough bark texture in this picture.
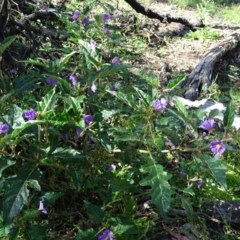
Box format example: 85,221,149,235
124,0,203,30
181,31,240,100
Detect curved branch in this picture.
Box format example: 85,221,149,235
123,0,204,30
181,31,240,100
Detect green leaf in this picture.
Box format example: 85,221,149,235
67,96,85,115
0,158,16,178
0,35,17,56
23,210,39,221
223,102,234,129
154,136,164,150
3,105,25,129
95,64,128,80
167,76,186,90
173,98,188,118
27,180,41,191
11,120,44,138
74,229,95,240
24,224,47,240
57,51,77,70
84,201,106,223
38,88,57,115
140,159,172,215
182,187,195,196
181,196,195,222
101,110,118,120
68,170,83,191
3,164,40,224
203,155,228,189
52,147,83,160
42,192,63,205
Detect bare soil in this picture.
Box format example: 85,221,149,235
121,1,240,85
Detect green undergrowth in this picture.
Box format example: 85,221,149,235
186,27,221,41
0,0,240,239
171,0,240,24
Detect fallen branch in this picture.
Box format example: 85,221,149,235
123,0,203,30
181,31,240,100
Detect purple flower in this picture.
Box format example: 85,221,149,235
179,171,186,178
72,10,80,20
113,12,120,18
0,123,9,134
8,226,16,234
89,39,96,50
69,73,77,86
83,115,93,127
82,16,90,27
46,77,58,86
74,127,82,139
108,164,116,171
112,56,120,65
98,229,114,240
152,98,167,111
91,82,97,92
24,108,36,121
103,13,111,23
210,140,226,156
60,132,69,142
197,179,204,189
103,27,109,34
38,201,47,214
10,67,18,74
110,84,116,91
200,118,215,131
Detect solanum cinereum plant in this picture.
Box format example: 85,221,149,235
0,2,238,239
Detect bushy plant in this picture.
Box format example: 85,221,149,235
0,1,239,239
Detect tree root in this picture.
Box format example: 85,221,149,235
181,31,240,100
124,0,204,31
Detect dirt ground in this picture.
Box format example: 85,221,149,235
119,0,240,84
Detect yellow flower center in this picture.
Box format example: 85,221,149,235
216,143,221,149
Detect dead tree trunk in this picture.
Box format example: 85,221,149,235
181,31,240,100
123,0,203,30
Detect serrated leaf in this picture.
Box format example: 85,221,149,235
57,51,77,70
173,98,188,117
3,164,40,224
203,155,228,189
67,96,85,114
38,88,57,115
133,87,150,105
0,35,17,56
140,160,172,215
11,120,44,138
0,158,16,178
223,102,234,129
3,105,25,129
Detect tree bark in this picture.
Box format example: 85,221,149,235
181,31,240,100
123,0,203,30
